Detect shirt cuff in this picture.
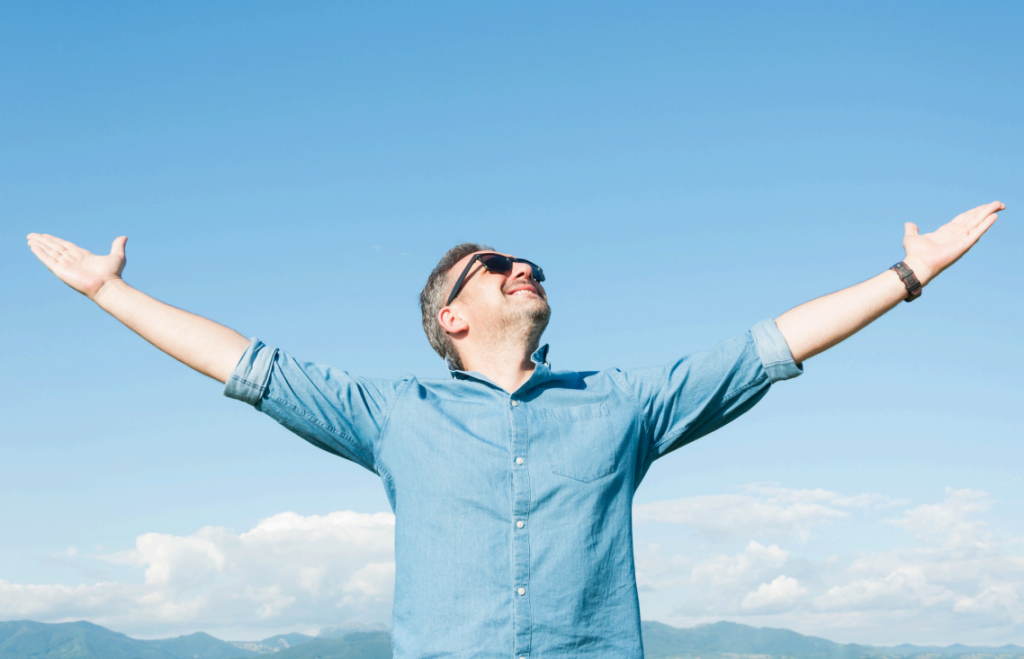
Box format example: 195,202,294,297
750,319,803,383
223,338,278,406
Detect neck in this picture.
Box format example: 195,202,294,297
459,339,539,394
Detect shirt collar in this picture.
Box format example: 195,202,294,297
446,344,553,381
531,343,550,367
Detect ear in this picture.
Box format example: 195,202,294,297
438,305,469,336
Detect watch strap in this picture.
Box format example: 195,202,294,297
890,261,922,302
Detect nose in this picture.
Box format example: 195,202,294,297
509,261,535,281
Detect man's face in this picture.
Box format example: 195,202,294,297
444,250,551,345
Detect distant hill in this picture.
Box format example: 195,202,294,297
640,621,1024,659
0,620,258,659
2,618,1022,659
226,632,392,659
883,644,1024,657
230,632,315,654
642,620,877,659
319,622,390,639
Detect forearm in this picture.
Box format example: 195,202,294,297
93,279,250,383
774,257,924,365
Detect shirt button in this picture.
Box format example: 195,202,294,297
516,520,525,528
518,587,526,596
515,457,524,465
510,400,518,407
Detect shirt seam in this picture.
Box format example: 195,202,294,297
263,391,376,471
609,369,653,479
230,375,266,396
372,377,415,471
652,371,769,453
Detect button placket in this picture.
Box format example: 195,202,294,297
508,396,532,657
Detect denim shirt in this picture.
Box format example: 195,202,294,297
224,319,802,658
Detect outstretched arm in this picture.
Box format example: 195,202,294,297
27,233,250,383
774,201,1004,365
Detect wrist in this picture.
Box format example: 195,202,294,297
900,256,932,287
91,276,128,306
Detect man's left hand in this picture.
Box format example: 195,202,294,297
902,201,1005,286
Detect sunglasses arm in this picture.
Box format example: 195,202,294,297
445,255,482,307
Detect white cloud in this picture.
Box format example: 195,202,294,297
633,484,895,541
635,486,1024,644
340,562,395,603
814,566,954,611
954,584,1020,614
741,575,808,610
888,488,992,547
0,510,395,639
637,540,793,616
9,487,1024,644
690,541,790,587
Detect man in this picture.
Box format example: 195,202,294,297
26,201,1004,658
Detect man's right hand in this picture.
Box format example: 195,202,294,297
27,233,127,301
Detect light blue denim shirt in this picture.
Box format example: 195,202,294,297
224,319,802,658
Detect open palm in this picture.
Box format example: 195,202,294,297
27,233,128,299
903,201,1003,284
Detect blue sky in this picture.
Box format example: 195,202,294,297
1,0,1022,644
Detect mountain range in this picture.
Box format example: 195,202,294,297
1,618,1022,659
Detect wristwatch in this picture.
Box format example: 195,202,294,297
890,261,922,302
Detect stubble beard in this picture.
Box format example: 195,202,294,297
497,296,551,354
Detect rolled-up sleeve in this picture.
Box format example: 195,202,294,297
621,319,802,464
224,338,278,406
750,318,803,383
223,338,406,474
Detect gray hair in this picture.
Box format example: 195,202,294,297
420,242,492,369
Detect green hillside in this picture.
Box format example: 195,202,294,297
640,621,1024,659
0,620,258,659
226,632,392,659
642,620,883,659
230,633,314,654
2,618,1022,659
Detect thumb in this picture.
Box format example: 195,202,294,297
904,222,919,238
111,236,128,259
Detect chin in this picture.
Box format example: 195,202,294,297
520,297,551,316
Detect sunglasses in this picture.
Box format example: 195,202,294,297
446,253,546,306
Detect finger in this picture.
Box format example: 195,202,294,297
42,233,76,250
966,202,1006,231
28,239,62,261
29,244,58,269
967,213,998,245
904,222,919,237
110,236,127,258
32,234,67,253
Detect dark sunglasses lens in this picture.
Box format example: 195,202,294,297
528,263,545,282
479,254,514,272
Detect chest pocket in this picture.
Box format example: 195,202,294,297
540,403,616,483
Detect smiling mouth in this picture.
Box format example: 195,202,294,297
505,285,539,298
